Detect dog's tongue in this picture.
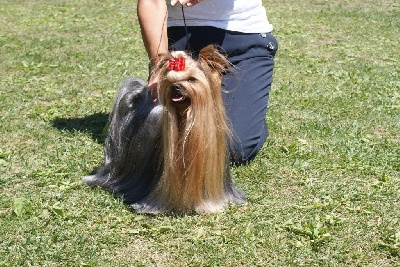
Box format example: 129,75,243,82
172,96,185,102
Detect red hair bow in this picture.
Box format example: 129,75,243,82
168,57,185,71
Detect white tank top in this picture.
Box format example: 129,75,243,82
167,0,273,33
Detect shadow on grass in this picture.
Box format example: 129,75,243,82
51,112,109,144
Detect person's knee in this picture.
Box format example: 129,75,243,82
229,147,259,165
229,129,268,165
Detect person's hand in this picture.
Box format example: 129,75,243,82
171,0,203,7
148,75,160,103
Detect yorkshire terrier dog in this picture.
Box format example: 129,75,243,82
83,45,245,214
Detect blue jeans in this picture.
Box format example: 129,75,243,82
168,26,278,164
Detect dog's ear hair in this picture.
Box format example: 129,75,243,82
198,45,231,75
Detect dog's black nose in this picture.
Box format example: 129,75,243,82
171,84,183,97
171,84,182,93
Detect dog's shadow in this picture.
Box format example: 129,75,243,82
51,112,109,144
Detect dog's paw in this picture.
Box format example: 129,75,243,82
82,175,100,188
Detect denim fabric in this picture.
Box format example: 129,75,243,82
168,26,278,164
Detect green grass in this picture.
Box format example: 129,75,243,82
0,0,399,266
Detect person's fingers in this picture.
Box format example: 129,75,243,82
148,83,159,102
176,0,202,7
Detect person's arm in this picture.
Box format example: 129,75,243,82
137,0,203,63
137,0,203,100
137,0,168,65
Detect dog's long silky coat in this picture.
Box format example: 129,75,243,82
83,45,245,214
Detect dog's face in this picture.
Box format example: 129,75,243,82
155,45,231,115
161,51,203,113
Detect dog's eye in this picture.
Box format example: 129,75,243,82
188,77,197,83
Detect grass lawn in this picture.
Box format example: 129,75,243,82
0,0,399,266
